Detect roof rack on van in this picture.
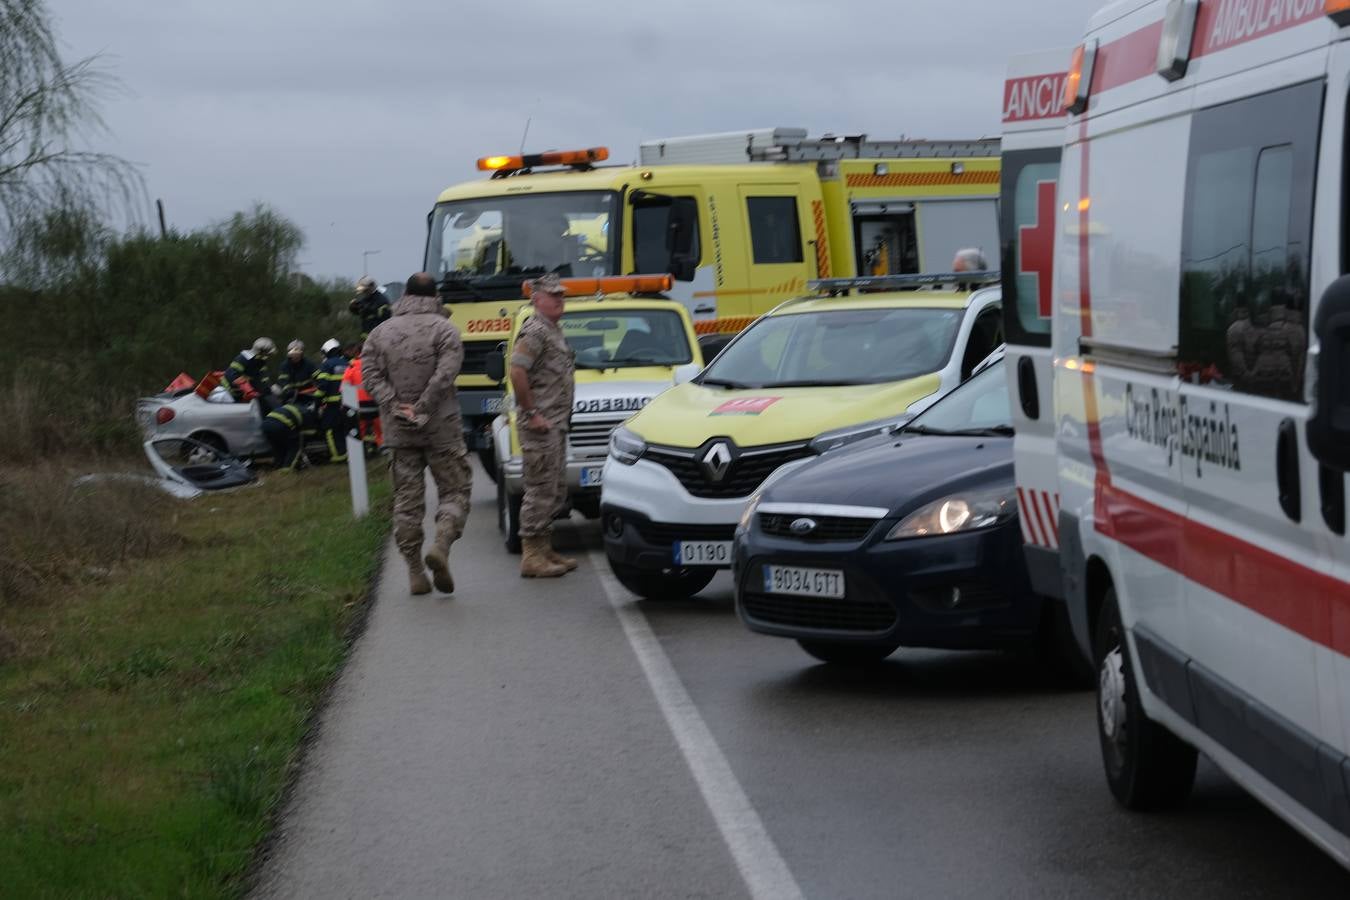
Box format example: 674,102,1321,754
808,272,1000,295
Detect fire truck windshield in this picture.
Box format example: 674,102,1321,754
426,190,619,301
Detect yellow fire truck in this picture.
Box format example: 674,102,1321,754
425,128,1000,471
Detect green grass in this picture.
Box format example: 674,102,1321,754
0,464,391,899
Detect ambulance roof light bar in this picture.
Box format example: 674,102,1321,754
1328,0,1350,26
808,272,1001,296
1062,40,1098,115
477,147,609,176
521,274,674,298
1157,0,1200,82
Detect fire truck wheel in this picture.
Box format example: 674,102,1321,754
1095,586,1197,810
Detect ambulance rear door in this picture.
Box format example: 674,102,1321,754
1000,49,1069,600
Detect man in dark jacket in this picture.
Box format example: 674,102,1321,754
313,338,349,462
350,276,393,339
225,337,276,404
362,272,471,595
277,339,318,400
261,399,320,471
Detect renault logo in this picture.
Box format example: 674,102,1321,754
700,441,733,483
790,517,817,535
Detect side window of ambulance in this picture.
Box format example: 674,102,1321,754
1178,80,1320,403
746,197,804,264
999,150,1060,347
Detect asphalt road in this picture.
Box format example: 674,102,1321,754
254,470,1350,899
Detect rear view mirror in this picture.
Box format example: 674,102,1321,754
1308,275,1350,471
485,344,506,383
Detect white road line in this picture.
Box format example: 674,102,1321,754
590,552,805,900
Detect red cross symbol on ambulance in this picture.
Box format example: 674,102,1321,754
1019,180,1056,319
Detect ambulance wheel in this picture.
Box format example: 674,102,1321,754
1095,587,1197,810
496,475,521,554
797,640,899,666
478,445,498,483
609,562,714,601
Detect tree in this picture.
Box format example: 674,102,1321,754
0,0,141,240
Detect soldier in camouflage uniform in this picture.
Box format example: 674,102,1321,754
510,273,577,578
361,272,472,595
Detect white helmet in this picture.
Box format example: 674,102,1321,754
321,338,341,354
252,337,277,358
355,276,378,293
287,339,304,354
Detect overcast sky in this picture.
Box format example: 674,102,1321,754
53,0,1104,282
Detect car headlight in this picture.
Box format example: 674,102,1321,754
808,414,913,454
609,425,647,465
738,492,763,531
885,486,1016,540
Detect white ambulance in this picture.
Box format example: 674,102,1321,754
1001,50,1071,601
1029,0,1350,868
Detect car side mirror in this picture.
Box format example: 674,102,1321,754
485,344,506,383
1309,275,1350,471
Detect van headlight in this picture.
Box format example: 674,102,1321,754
885,486,1016,540
809,414,913,454
609,426,647,465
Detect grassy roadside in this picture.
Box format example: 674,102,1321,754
0,464,391,898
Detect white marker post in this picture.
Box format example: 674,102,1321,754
340,382,369,518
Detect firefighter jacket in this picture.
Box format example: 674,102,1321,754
277,356,318,397
350,293,392,338
314,352,349,406
225,350,270,400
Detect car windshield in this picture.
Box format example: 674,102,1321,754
699,306,963,388
425,191,619,301
904,359,1011,434
561,310,693,369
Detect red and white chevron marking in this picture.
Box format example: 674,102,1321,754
1017,487,1060,550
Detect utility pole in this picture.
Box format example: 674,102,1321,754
362,249,381,276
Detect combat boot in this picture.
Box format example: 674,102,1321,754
520,536,567,578
545,543,579,572
423,526,456,594
405,553,432,595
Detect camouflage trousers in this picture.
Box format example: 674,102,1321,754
519,427,567,538
390,445,472,559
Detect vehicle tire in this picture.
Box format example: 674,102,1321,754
797,639,900,666
609,561,715,601
496,475,521,554
478,445,499,483
1095,586,1197,809
1038,599,1096,689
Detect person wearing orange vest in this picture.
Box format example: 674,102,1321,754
342,343,384,453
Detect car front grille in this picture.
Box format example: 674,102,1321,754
633,520,737,546
645,443,814,499
460,340,497,377
758,513,879,542
569,415,627,452
740,590,896,634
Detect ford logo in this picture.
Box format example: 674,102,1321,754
789,517,817,535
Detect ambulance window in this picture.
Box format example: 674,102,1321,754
999,149,1060,347
1179,80,1319,403
746,197,804,264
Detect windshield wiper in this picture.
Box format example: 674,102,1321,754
902,424,1013,437
946,425,1015,437
437,275,488,300
699,377,757,389
763,379,856,388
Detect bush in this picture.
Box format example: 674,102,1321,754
0,205,357,463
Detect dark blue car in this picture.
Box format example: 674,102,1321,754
733,357,1087,677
